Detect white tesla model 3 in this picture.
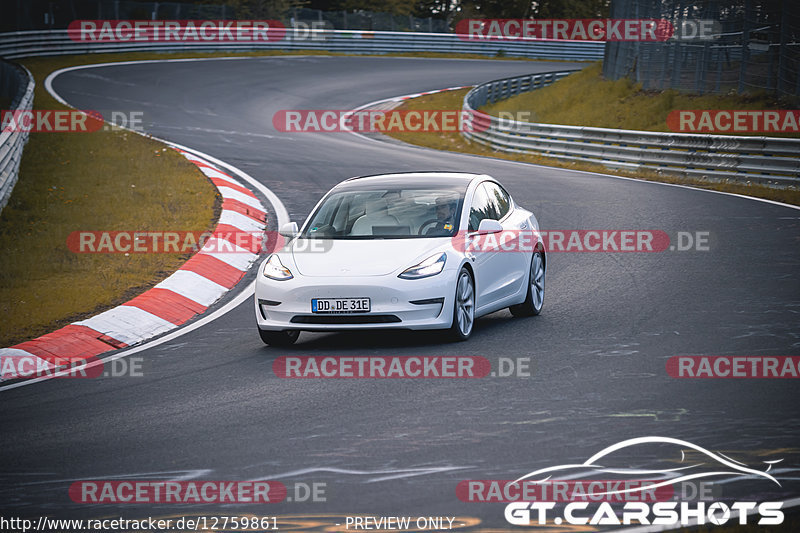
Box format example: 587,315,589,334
254,172,545,345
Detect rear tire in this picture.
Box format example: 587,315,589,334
448,268,475,341
510,250,545,317
258,329,300,346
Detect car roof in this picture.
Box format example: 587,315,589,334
335,172,489,190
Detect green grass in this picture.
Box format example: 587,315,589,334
0,56,220,347
383,87,800,206
482,62,799,137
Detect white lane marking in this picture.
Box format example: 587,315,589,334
75,306,175,346
1,60,290,392
216,186,264,209
346,91,800,212
155,270,228,307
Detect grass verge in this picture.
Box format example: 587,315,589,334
383,88,800,206
0,56,220,347
482,62,799,137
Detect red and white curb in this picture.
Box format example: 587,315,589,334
0,146,266,381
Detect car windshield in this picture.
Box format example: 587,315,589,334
301,185,466,239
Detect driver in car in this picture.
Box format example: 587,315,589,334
425,196,457,236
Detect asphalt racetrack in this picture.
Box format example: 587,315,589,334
2,56,799,529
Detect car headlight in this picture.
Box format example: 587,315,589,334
262,254,293,281
398,253,446,279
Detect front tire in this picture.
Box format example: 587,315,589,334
258,329,300,346
448,268,475,341
510,250,545,317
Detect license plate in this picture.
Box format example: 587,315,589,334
311,298,370,314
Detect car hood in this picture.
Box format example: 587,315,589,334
291,238,447,277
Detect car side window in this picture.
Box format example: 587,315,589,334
468,183,493,231
484,182,511,220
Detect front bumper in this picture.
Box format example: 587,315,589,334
254,270,457,331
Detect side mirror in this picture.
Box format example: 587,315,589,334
279,222,299,238
477,218,503,234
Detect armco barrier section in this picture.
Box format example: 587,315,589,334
0,61,34,213
462,71,800,186
0,30,605,61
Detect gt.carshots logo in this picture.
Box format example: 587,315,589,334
503,437,785,527
455,19,674,41
68,20,286,42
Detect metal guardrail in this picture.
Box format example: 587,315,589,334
0,30,605,61
462,71,800,186
0,61,34,213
